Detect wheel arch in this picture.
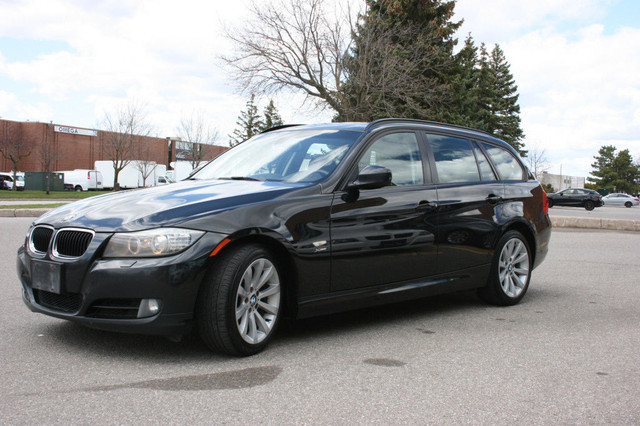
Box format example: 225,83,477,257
501,220,537,267
204,230,299,318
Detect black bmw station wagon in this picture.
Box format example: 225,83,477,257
17,119,551,356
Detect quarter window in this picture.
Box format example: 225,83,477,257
481,143,524,181
358,132,423,186
472,142,497,181
430,135,480,184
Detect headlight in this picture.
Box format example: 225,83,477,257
104,228,205,258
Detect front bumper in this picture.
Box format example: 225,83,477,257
17,231,227,336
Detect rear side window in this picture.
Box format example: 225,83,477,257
481,143,524,181
429,135,479,184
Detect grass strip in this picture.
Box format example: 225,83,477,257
0,203,68,209
0,190,112,199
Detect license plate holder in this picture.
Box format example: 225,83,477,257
31,260,63,294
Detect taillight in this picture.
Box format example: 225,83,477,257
542,191,549,214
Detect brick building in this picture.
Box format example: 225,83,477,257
0,119,227,173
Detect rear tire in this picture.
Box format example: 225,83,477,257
625,201,632,208
478,230,532,306
584,200,594,211
197,243,282,356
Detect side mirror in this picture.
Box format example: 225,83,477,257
348,165,392,190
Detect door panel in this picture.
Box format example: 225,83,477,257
434,183,503,273
329,131,438,292
330,186,438,291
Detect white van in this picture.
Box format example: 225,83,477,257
0,172,25,191
57,169,104,191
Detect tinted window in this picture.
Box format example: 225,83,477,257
472,142,496,181
430,135,479,184
482,143,524,181
358,132,423,186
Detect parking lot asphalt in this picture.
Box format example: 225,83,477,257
1,218,639,424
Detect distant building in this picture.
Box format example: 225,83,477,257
0,119,227,173
538,171,585,191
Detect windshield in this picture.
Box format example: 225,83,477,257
192,129,361,183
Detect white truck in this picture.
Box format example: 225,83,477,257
95,161,170,190
56,169,104,191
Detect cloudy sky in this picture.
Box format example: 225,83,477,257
1,0,639,178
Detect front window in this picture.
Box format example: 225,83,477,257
357,132,423,186
193,129,361,183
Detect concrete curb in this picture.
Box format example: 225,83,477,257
1,208,638,232
0,208,53,217
551,216,640,232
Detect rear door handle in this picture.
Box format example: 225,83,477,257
416,201,438,212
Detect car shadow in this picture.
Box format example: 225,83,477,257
37,288,552,361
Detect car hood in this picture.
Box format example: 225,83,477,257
35,180,316,232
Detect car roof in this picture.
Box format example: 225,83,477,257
266,119,508,145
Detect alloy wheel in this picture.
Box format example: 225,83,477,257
235,258,281,344
498,238,530,298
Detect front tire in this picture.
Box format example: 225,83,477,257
584,200,595,211
547,198,554,208
197,243,282,356
478,231,531,306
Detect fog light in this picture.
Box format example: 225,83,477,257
137,299,161,318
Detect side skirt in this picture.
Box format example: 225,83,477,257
296,264,490,319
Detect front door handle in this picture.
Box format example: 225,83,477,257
486,194,503,205
416,200,438,212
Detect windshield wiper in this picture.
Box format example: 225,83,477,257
218,176,261,181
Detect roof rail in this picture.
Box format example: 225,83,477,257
365,118,495,137
260,124,303,134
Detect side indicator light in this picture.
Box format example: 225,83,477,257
209,238,231,257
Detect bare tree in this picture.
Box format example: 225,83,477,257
39,123,58,194
176,111,219,168
525,143,551,179
100,101,153,190
0,121,34,191
132,139,157,187
223,0,453,121
223,0,354,117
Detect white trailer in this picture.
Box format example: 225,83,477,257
168,161,204,182
95,161,170,190
56,169,104,191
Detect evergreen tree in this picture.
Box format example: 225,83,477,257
339,0,462,121
262,99,284,130
474,44,525,155
229,94,264,147
488,45,525,154
445,34,481,128
588,145,640,193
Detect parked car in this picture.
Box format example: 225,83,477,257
602,193,639,208
547,188,603,210
0,175,9,190
0,172,25,191
17,119,551,356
